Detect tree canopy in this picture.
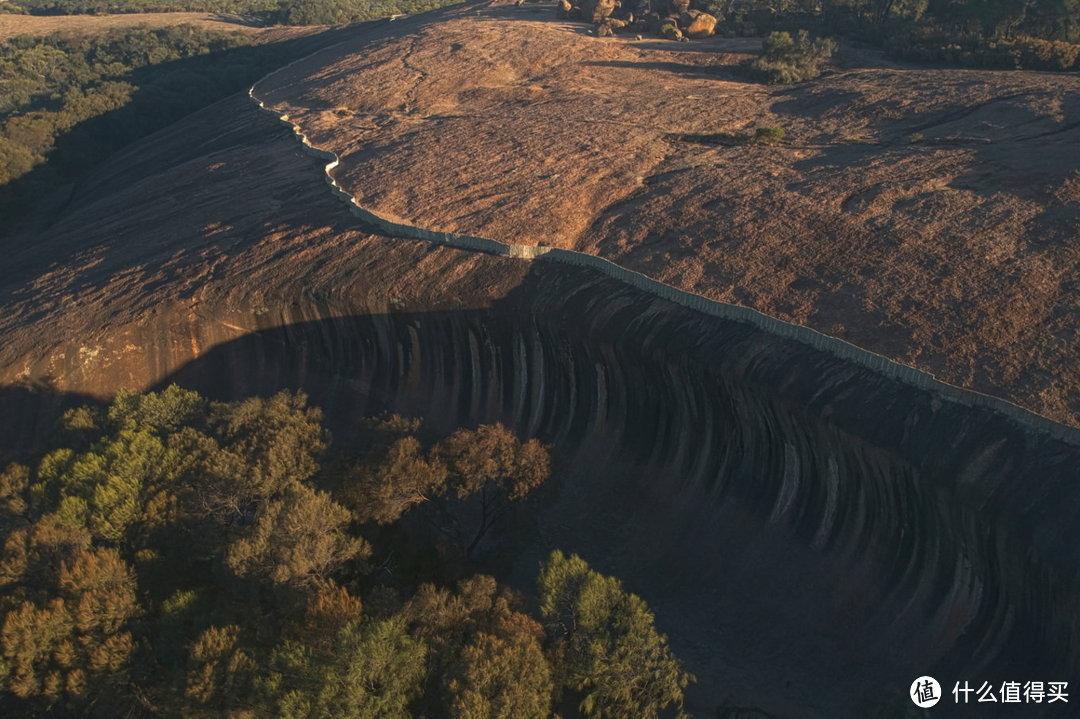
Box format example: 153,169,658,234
0,387,690,718
0,26,318,236
539,550,695,719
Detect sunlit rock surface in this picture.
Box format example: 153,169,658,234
1,23,1078,718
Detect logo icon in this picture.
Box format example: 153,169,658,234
911,676,942,708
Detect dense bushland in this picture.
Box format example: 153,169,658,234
0,26,318,236
277,0,462,26
728,0,1080,71
4,0,464,25
7,0,278,14
0,386,693,718
566,0,1076,77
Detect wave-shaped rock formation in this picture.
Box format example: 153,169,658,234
1,7,1078,717
253,1,1080,427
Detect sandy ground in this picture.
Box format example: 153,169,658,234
0,11,319,41
255,0,1080,426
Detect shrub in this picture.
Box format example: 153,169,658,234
754,126,785,144
744,29,837,83
763,29,796,57
659,21,682,40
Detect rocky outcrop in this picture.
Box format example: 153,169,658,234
561,0,716,39
244,56,1080,445
2,10,1079,716
264,10,1080,427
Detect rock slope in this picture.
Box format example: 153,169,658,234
255,0,1080,426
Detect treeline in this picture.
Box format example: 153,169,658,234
721,0,1080,70
3,0,465,26
277,0,461,27
0,386,694,718
0,26,314,236
3,0,278,16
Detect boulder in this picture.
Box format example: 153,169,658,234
580,0,617,22
595,17,629,36
680,9,717,37
556,0,574,17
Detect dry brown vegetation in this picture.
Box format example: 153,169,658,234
255,0,1080,425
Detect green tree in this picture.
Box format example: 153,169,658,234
295,584,364,651
108,384,206,433
278,0,363,24
0,514,91,598
0,598,77,700
172,390,329,528
404,575,509,683
347,434,449,525
0,547,137,712
538,551,693,719
265,616,428,719
184,624,258,713
208,391,328,497
748,30,838,83
0,389,623,719
763,29,796,57
404,575,554,718
225,481,369,589
29,427,179,544
448,621,554,719
0,463,30,532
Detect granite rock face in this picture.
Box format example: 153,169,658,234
681,9,717,36
254,5,1080,426
1,18,1079,717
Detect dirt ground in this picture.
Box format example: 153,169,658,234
0,11,319,41
256,0,1080,426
